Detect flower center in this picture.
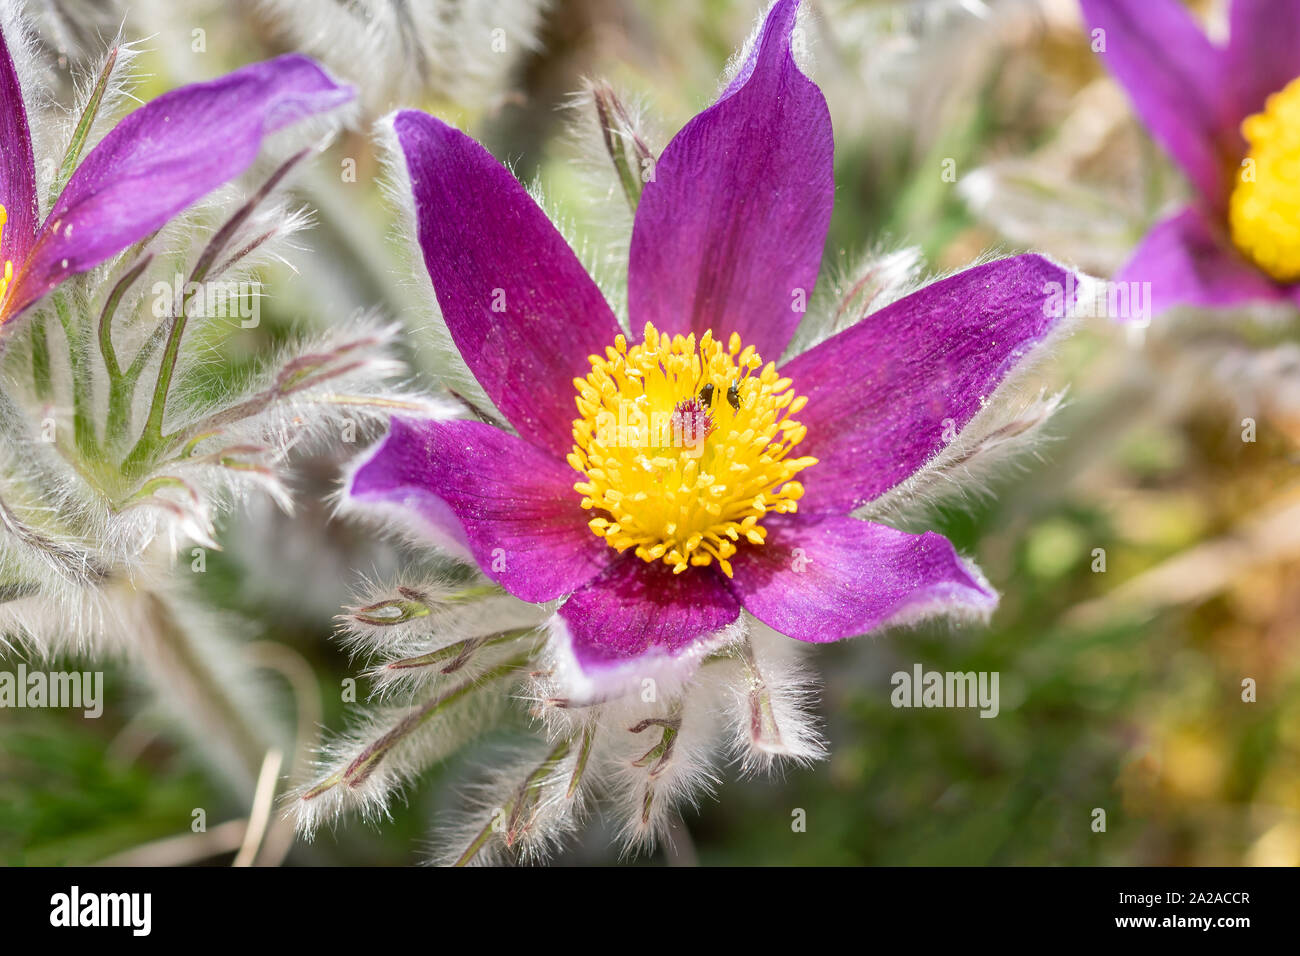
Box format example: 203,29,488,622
0,205,13,304
1229,75,1300,282
569,322,816,577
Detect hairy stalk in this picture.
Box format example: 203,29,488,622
630,714,681,778
343,582,505,625
567,724,595,800
0,494,109,581
593,85,641,211
592,82,653,212
100,255,154,448
453,737,573,866
51,292,98,456
50,45,119,203
740,639,781,750
171,338,383,443
29,313,52,400
382,627,534,675
124,153,307,473
302,655,530,800
134,589,270,789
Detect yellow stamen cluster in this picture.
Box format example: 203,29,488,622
0,205,13,305
1229,75,1300,282
568,322,816,577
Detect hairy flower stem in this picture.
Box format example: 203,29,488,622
100,254,155,449
0,494,109,581
592,82,652,212
567,724,595,799
134,588,270,791
740,640,781,750
50,46,119,204
302,655,530,800
123,153,306,476
630,714,681,777
29,316,52,400
384,627,534,674
346,583,505,626
167,336,394,447
453,737,573,866
52,292,98,456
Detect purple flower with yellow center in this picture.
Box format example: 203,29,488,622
0,25,351,328
1083,0,1300,314
349,0,1072,696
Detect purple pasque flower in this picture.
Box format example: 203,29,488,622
1083,0,1300,315
0,23,352,327
349,0,1072,697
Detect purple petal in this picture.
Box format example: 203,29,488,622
0,24,37,275
4,54,353,319
1118,205,1292,313
349,418,610,604
782,254,1069,515
627,0,833,360
1224,0,1300,121
393,110,622,458
556,556,740,674
1080,0,1237,205
727,514,995,642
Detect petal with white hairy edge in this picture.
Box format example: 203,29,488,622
783,254,1070,515
348,418,611,604
627,0,833,361
0,21,37,273
392,109,623,458
1116,205,1296,314
4,54,354,322
726,514,996,643
550,555,742,701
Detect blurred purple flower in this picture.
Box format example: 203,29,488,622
1083,0,1300,314
0,24,352,326
348,0,1070,697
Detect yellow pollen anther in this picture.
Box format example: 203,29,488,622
0,204,13,304
569,322,816,578
1229,75,1300,282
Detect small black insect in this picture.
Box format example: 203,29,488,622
698,383,716,407
726,379,742,411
